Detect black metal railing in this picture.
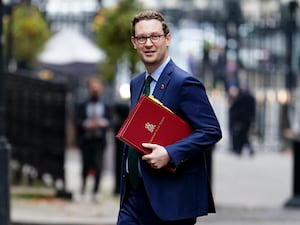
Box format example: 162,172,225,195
5,73,67,189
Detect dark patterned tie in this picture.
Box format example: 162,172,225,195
128,75,153,188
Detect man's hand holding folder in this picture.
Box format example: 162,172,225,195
116,95,192,172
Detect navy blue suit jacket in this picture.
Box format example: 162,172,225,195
119,60,222,220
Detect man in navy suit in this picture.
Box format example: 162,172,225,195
117,10,222,225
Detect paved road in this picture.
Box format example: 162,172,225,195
11,145,299,225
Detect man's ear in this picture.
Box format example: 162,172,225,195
166,33,171,47
131,36,137,49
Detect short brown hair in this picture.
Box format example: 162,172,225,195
131,10,170,37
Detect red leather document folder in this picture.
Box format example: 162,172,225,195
116,94,192,155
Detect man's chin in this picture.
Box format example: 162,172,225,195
144,61,157,68
143,57,156,64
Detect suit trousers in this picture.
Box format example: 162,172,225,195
117,178,196,225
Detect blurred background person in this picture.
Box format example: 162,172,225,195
75,75,111,202
211,46,226,90
228,82,256,156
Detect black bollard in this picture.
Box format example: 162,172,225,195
285,138,300,207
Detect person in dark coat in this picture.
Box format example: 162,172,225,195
76,76,111,201
228,83,256,156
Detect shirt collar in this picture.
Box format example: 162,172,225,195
146,57,170,82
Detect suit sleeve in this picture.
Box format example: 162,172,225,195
165,76,222,167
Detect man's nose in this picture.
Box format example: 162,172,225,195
144,37,153,45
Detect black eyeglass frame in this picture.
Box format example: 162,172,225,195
134,34,165,44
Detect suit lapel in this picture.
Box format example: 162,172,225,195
131,60,174,104
152,60,173,101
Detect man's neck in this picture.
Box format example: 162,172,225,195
145,55,170,74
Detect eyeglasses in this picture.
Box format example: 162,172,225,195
134,34,165,44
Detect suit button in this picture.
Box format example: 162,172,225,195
180,158,188,163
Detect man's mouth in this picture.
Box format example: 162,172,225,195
144,51,155,55
144,51,155,56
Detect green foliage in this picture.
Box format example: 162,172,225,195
93,0,143,81
3,4,51,69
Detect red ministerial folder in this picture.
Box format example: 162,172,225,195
116,95,192,171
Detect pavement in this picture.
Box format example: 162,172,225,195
10,142,300,225
9,92,300,225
